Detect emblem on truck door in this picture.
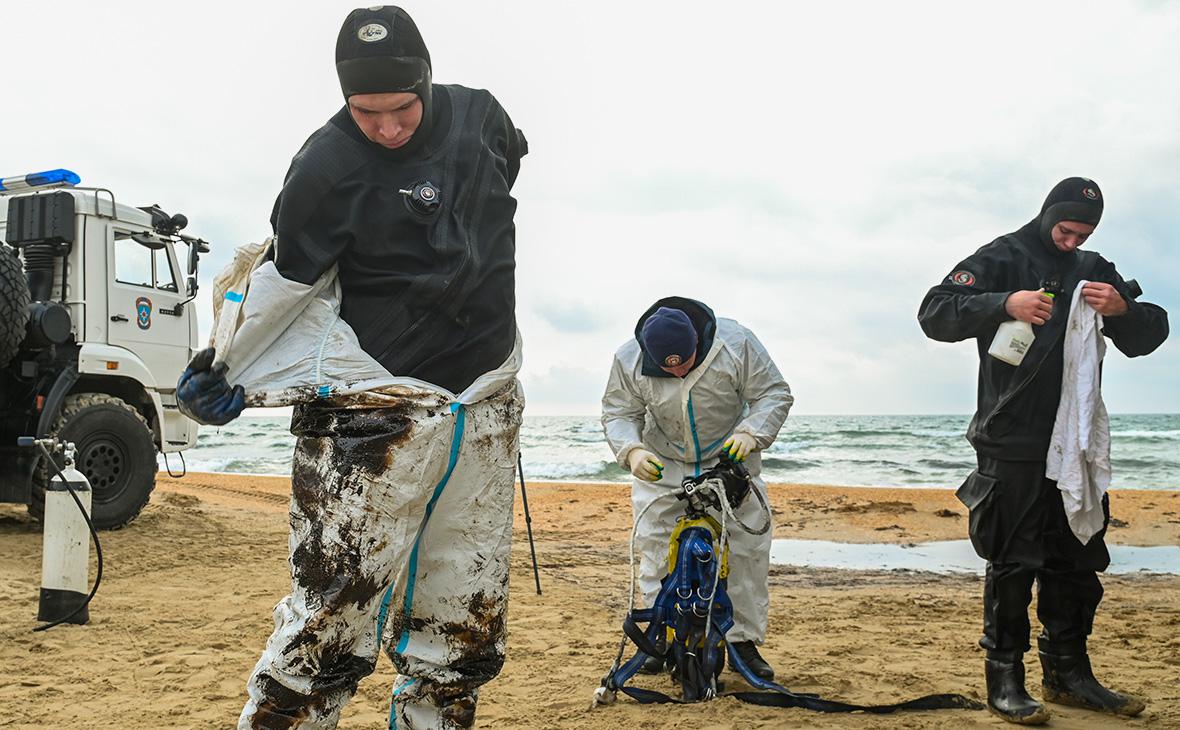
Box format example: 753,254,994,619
135,297,152,330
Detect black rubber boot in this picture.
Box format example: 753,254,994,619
731,641,775,681
1039,641,1145,717
985,652,1051,725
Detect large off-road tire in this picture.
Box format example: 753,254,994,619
29,393,157,530
0,244,30,368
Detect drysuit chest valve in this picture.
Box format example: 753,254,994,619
400,180,441,216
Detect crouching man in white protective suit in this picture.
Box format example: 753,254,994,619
176,7,529,729
601,296,793,680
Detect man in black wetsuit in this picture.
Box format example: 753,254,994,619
918,177,1168,724
178,7,527,728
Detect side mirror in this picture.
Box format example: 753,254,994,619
186,241,200,278
181,237,207,300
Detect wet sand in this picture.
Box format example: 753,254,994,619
1,473,1177,728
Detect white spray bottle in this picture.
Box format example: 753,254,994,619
988,288,1056,366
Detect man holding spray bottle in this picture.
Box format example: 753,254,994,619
918,177,1168,724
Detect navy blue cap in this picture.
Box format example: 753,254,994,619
641,307,697,368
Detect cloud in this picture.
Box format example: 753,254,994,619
520,365,607,416
4,0,1177,415
573,170,809,223
533,301,610,334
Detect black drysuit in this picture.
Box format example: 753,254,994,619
271,84,527,394
918,220,1168,654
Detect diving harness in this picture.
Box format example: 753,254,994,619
590,455,983,714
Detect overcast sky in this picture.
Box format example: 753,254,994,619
4,1,1176,415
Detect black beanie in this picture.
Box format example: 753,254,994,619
336,7,431,100
1038,177,1104,251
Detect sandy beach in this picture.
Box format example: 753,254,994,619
1,473,1177,729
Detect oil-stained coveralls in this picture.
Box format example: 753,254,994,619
602,297,793,652
918,177,1167,721
192,7,529,729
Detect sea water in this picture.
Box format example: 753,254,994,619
769,539,1180,575
170,413,1180,490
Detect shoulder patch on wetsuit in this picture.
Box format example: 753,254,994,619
948,270,976,286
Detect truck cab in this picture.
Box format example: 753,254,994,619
0,170,207,528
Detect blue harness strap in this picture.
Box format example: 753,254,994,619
607,523,733,702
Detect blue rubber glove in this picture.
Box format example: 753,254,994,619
176,347,245,426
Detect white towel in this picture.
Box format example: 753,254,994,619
1046,280,1112,544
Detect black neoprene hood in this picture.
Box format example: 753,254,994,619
335,6,435,156
1038,176,1104,251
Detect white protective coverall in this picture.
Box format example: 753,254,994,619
602,301,792,643
211,242,524,729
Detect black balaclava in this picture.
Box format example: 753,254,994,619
335,6,433,156
1037,177,1104,254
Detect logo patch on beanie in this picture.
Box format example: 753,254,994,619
663,354,683,367
1081,187,1099,200
949,270,976,286
358,23,389,42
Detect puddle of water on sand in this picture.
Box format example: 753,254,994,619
769,539,1180,575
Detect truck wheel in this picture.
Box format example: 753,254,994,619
29,393,157,530
0,244,30,368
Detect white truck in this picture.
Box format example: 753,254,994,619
0,169,207,528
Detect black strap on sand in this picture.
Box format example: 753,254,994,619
619,685,981,712
724,643,984,713
618,685,981,712
619,685,689,704
727,690,984,713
